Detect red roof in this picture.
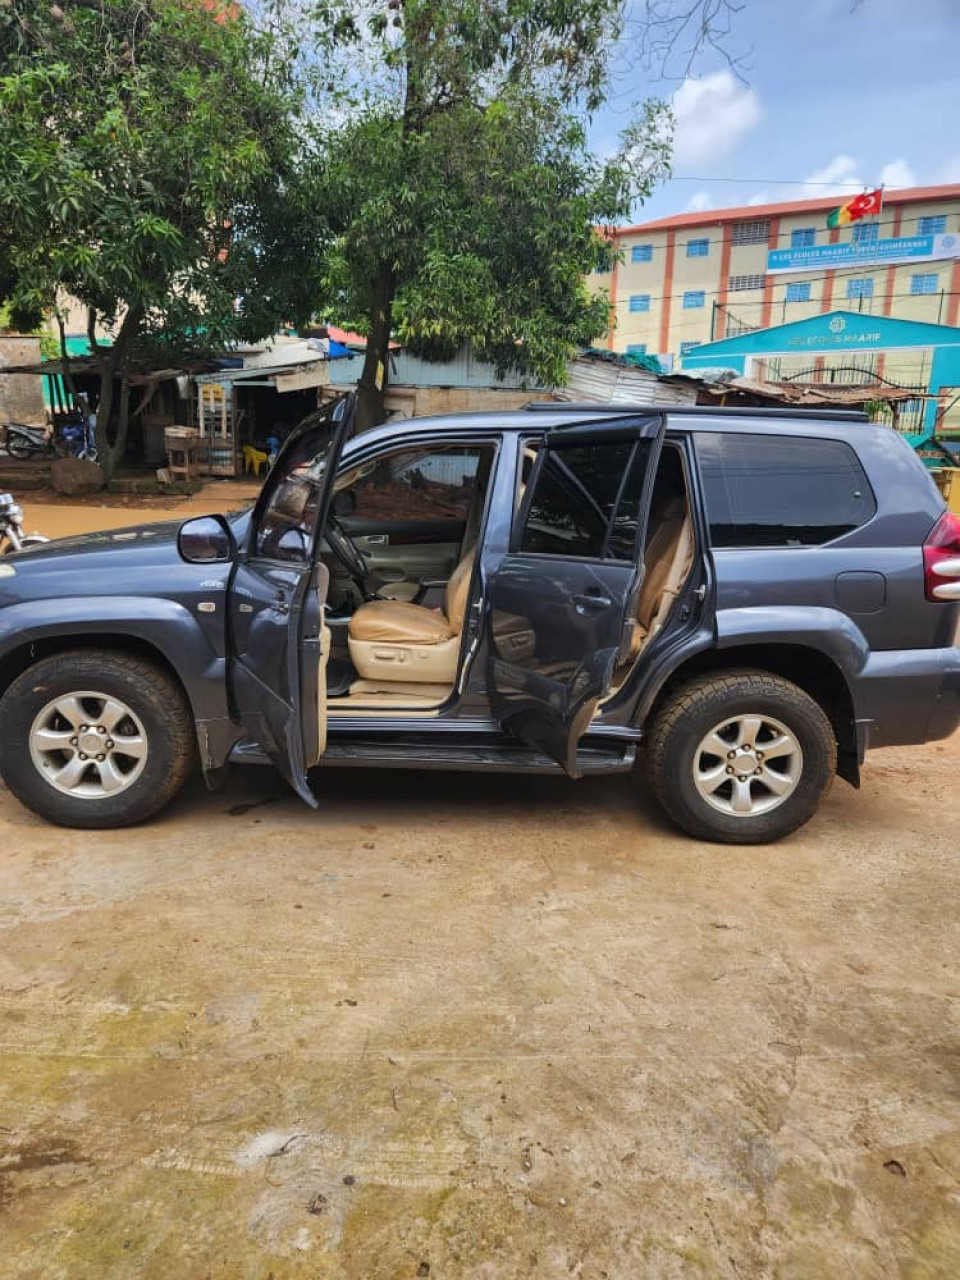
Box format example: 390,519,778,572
326,325,400,351
609,183,960,236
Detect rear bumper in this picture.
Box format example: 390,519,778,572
854,645,960,756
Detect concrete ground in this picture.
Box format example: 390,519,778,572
1,732,958,1278
1,498,959,1276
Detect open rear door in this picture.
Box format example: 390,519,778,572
227,396,355,804
485,415,665,777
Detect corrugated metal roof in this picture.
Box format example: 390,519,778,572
329,343,544,390
557,358,697,406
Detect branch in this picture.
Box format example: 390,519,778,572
634,0,748,80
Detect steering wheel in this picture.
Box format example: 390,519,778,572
326,516,371,587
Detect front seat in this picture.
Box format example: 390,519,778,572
347,549,476,684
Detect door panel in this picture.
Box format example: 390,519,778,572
487,415,664,776
227,396,353,803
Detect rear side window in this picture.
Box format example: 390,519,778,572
520,439,653,560
696,432,876,547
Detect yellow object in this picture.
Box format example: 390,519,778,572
934,467,960,514
242,445,268,476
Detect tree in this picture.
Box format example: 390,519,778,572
0,0,319,476
304,0,671,428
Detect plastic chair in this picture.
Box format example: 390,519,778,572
243,445,268,476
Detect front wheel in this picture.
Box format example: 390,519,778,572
0,650,196,828
645,671,837,844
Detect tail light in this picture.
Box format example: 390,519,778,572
923,510,960,601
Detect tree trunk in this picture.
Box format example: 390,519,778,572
56,315,79,407
95,299,144,479
355,265,395,432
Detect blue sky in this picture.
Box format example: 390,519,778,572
592,0,960,222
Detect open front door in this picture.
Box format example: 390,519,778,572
486,415,665,777
227,396,355,804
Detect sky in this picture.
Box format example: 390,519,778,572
592,0,960,223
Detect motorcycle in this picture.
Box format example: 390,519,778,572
5,414,98,463
0,493,48,555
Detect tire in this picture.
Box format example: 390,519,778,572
2,535,49,555
0,650,196,829
6,433,38,460
645,671,836,845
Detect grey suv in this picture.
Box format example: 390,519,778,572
0,394,957,843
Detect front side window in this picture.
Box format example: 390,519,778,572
520,438,654,560
629,294,651,312
687,238,709,258
255,418,342,562
631,244,653,263
696,432,876,548
791,228,815,248
342,446,481,524
786,282,812,303
682,290,705,309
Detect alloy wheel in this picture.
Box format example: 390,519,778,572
692,713,803,818
29,690,149,799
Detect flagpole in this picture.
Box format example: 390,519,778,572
873,184,884,318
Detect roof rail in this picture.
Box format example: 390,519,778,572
523,401,869,422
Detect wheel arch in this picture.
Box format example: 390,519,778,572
644,642,860,787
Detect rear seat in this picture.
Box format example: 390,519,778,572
627,496,694,660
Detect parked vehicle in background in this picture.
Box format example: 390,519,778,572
4,413,98,463
0,393,957,841
0,493,48,556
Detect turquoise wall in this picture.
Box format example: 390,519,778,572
681,310,960,440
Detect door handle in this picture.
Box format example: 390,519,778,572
273,593,290,616
363,533,389,547
572,592,612,613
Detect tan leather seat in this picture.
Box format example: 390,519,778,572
628,498,693,659
347,550,475,683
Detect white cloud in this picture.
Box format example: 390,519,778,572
797,154,865,199
686,190,713,213
671,70,762,166
937,153,960,183
879,158,917,189
747,191,771,207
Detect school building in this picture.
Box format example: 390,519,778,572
594,184,960,394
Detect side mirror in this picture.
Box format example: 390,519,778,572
178,514,234,564
332,488,357,518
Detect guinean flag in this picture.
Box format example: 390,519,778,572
827,189,883,228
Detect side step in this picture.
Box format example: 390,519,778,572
317,738,636,775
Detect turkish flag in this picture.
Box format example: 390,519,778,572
847,189,883,220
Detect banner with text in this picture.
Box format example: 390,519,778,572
767,233,959,276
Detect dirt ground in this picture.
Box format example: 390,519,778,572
0,498,959,1277
0,729,957,1278
18,478,261,541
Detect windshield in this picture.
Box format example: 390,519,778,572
253,408,343,562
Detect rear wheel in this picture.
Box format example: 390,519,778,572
0,650,195,828
646,671,836,844
6,432,38,459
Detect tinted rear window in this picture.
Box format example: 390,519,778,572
696,432,876,547
520,440,653,559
